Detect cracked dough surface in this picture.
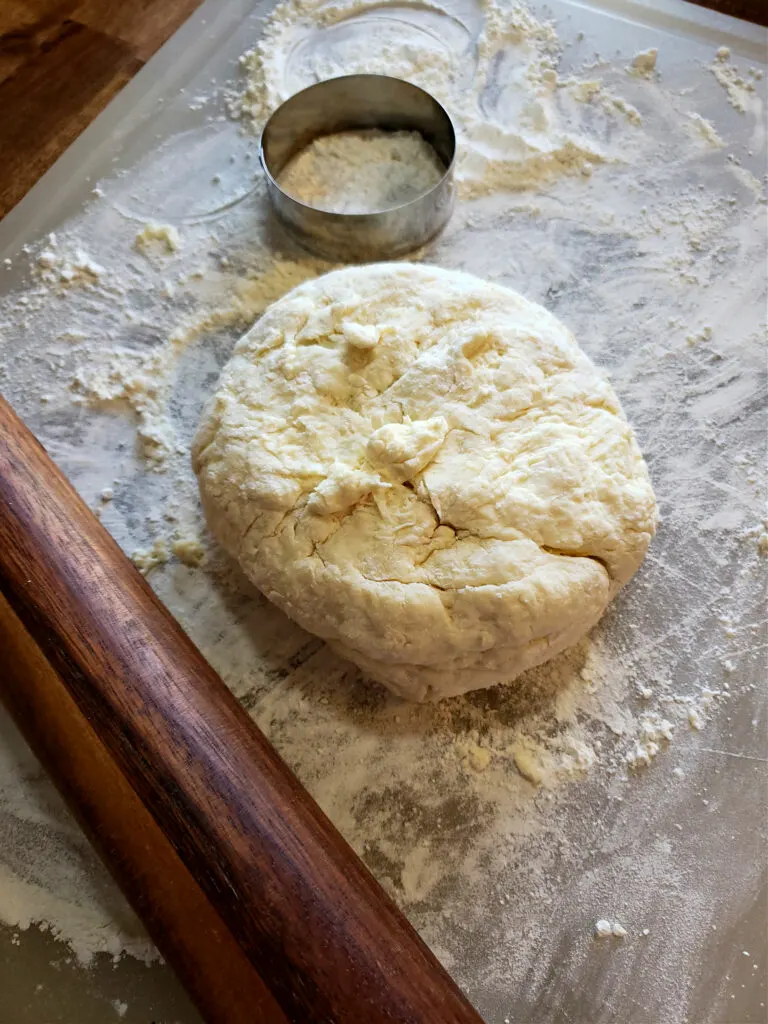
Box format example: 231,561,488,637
192,264,657,700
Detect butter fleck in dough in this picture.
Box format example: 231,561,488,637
193,264,657,701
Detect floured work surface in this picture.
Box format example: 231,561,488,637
0,0,766,1020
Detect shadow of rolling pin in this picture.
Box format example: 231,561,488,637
0,395,483,1024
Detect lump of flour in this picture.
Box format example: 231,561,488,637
192,264,657,700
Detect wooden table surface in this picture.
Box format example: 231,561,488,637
0,0,765,219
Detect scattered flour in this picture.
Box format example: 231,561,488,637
595,918,627,938
457,739,493,774
131,537,170,574
171,532,206,567
134,222,181,254
686,325,713,346
564,76,642,124
36,241,104,291
709,51,760,115
686,112,725,148
688,707,704,731
133,532,206,572
625,713,675,768
628,48,658,78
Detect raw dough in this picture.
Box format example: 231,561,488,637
192,264,657,700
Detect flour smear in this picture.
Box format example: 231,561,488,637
0,0,765,1021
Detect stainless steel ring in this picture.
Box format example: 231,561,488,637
258,75,456,262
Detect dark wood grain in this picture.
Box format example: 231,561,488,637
74,0,202,61
0,394,484,1024
0,0,201,217
0,14,140,217
0,592,289,1024
685,0,767,21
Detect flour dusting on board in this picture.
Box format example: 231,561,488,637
0,0,765,1021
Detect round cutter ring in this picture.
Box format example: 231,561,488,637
259,75,457,262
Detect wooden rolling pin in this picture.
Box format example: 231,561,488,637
0,591,288,1024
0,395,483,1024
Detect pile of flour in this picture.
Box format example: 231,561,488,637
277,128,445,212
0,0,765,1020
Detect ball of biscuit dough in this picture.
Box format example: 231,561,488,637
192,263,657,701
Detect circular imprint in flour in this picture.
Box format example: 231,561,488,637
280,5,474,100
193,263,658,702
113,124,258,224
